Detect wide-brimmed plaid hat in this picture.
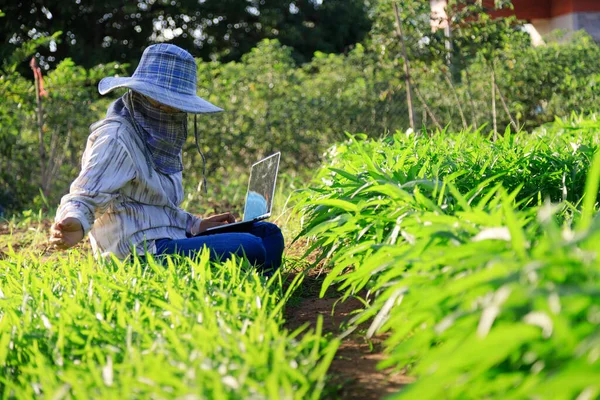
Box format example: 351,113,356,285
98,43,222,114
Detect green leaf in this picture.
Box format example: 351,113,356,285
577,149,600,231
310,199,359,212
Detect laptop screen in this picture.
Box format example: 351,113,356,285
243,152,280,221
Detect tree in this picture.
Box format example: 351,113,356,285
0,0,371,72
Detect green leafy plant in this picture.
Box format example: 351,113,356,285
0,251,338,398
294,114,600,398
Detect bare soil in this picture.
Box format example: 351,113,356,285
283,267,413,400
0,220,89,259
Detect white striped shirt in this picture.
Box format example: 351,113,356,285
55,114,201,259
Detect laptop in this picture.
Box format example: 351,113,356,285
196,152,280,235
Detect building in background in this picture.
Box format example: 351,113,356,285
431,0,600,45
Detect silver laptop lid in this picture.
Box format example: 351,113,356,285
243,152,281,222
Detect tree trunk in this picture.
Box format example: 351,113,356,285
414,85,443,133
31,58,48,195
441,67,468,130
393,2,415,131
460,55,479,129
491,67,497,141
494,80,519,131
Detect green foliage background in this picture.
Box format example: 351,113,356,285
0,0,371,70
3,32,600,213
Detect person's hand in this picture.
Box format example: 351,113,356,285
197,212,236,234
49,217,84,250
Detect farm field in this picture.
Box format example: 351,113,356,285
3,0,600,398
0,247,338,398
293,114,600,398
2,114,600,398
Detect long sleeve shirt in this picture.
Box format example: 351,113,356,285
55,111,201,259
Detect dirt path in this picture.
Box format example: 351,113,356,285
284,272,413,399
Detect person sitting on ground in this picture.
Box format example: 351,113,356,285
49,43,284,274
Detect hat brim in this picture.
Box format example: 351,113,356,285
98,77,223,114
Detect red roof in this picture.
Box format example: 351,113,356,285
487,0,600,20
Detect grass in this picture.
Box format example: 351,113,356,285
0,239,338,399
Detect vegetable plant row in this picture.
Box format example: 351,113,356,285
0,251,337,398
295,115,600,398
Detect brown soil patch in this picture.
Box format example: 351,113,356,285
0,220,90,260
284,271,413,400
0,224,10,236
328,338,414,400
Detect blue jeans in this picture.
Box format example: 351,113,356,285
154,222,284,273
